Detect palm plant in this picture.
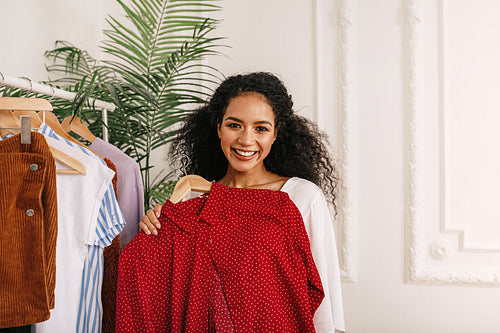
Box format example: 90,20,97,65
2,0,224,207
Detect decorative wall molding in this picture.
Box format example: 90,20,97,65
438,0,500,254
336,0,356,282
429,239,453,261
404,0,500,286
314,0,356,282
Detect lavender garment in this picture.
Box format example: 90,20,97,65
90,138,144,248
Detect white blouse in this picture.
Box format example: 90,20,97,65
281,177,345,332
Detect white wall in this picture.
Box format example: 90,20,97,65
208,0,318,122
0,0,110,80
2,1,500,332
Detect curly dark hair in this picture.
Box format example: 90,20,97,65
169,72,339,211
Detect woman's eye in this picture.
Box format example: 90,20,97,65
256,126,269,132
228,123,241,128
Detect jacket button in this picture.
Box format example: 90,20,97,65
26,209,35,216
30,164,39,171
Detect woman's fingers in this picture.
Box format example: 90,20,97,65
139,207,161,235
139,203,164,235
154,203,162,226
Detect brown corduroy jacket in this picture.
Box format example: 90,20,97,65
0,132,57,328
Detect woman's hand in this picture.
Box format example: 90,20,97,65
139,203,163,235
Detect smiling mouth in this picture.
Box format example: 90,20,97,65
233,148,257,157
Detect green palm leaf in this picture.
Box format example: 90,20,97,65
0,0,225,208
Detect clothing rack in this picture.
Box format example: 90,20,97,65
0,71,115,142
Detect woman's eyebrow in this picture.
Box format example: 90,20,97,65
224,116,242,123
254,120,273,126
224,117,273,126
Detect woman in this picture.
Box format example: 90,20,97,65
139,72,345,332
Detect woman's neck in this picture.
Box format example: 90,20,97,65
218,168,289,191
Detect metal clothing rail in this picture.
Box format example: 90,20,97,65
0,71,115,142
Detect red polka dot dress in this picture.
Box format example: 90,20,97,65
116,182,324,332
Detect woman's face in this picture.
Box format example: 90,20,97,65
217,92,277,175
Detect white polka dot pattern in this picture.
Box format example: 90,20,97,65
116,182,324,332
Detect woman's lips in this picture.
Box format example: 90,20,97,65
232,148,257,157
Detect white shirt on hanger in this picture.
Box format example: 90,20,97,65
34,134,115,333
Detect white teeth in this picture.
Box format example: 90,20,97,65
235,149,256,157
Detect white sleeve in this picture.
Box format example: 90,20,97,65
302,192,346,332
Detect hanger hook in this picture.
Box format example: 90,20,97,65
49,85,56,102
40,84,57,124
24,77,33,93
179,153,190,176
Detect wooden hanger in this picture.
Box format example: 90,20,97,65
61,116,96,143
0,97,53,111
14,110,87,175
0,97,86,175
0,97,53,138
41,111,108,162
169,174,212,204
43,111,86,146
15,101,103,153
0,107,21,137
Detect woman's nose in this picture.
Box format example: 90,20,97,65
237,129,254,145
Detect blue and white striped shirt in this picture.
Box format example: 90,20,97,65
38,123,125,333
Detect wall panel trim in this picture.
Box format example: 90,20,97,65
404,0,500,286
314,0,356,282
